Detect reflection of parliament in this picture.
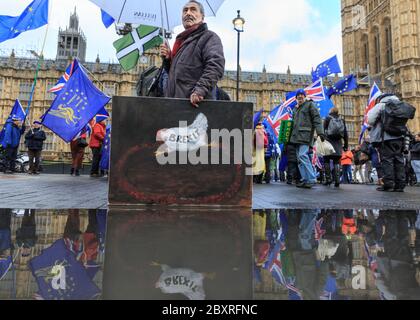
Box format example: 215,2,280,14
1,2,420,159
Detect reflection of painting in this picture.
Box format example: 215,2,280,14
103,209,253,300
109,97,253,206
253,209,420,300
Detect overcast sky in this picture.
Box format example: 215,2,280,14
0,0,342,74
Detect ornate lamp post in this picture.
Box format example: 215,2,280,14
233,10,245,102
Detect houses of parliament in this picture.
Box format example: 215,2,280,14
0,2,419,160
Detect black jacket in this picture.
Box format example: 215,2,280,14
25,128,46,151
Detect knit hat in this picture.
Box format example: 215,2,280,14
295,89,306,97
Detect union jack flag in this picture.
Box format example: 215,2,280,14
359,82,381,143
314,217,326,241
265,99,295,139
264,79,326,139
305,78,326,102
312,146,323,170
264,240,303,299
48,59,80,94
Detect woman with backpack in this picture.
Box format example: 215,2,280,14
323,107,349,188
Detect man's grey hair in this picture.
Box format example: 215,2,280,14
185,0,205,16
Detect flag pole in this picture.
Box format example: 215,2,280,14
25,1,51,130
79,63,105,91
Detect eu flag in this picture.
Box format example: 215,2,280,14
0,100,26,147
0,0,49,43
312,55,342,81
29,239,101,300
41,66,111,143
315,97,335,119
99,125,111,171
326,74,358,98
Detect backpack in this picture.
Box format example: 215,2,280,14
382,100,416,136
327,116,345,139
136,66,164,97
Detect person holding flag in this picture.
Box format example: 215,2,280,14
24,120,46,175
2,116,26,174
159,0,225,108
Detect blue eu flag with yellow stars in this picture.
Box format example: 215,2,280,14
29,239,101,300
326,74,358,98
315,96,335,119
0,0,49,43
42,66,111,143
99,125,111,171
312,55,342,82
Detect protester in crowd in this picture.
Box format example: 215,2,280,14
24,120,46,175
253,121,268,184
410,133,420,186
285,144,300,185
340,149,354,184
89,119,106,178
289,89,325,189
70,132,88,177
323,107,348,188
2,116,25,174
368,94,413,192
160,0,225,107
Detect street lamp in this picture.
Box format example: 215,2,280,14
233,10,245,102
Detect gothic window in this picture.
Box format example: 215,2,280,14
361,35,369,70
19,80,32,101
0,78,3,98
45,81,56,100
103,83,117,97
73,38,78,50
343,97,355,116
245,93,258,109
374,30,381,73
384,21,393,67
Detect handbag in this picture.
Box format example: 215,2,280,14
315,137,335,156
77,138,88,148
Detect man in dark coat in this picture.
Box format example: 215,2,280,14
160,0,225,107
289,89,325,189
2,116,25,174
25,120,46,174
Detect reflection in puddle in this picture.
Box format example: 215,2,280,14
253,209,420,300
0,209,106,300
102,209,252,300
2,208,419,300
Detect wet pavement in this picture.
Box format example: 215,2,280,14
0,173,419,210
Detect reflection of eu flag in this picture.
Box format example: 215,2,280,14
29,239,101,300
326,74,358,98
0,0,49,43
0,100,26,147
99,125,111,171
42,66,111,143
312,55,342,81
